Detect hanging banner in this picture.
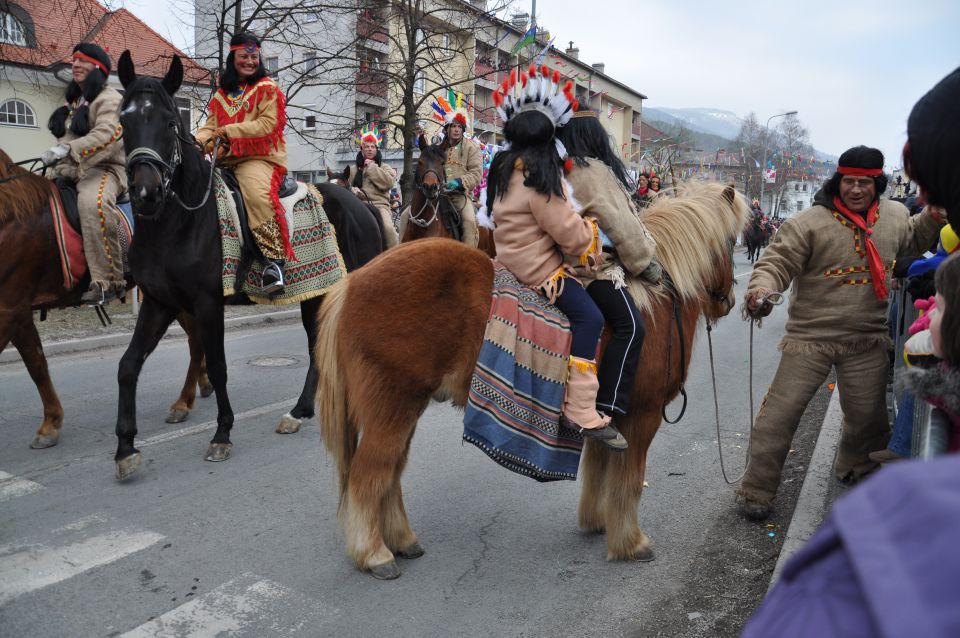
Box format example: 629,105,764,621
764,168,777,183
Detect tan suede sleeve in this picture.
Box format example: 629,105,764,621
364,162,396,191
899,204,943,257
66,89,123,168
529,189,594,257
460,142,483,192
195,111,217,147
748,216,810,295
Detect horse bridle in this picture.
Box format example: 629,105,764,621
409,167,443,228
123,89,218,213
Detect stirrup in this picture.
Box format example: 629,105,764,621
80,286,120,306
261,261,285,295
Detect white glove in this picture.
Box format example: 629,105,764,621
41,144,70,166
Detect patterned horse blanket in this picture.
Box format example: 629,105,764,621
463,262,584,482
216,173,345,305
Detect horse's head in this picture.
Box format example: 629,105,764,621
703,184,748,321
415,135,446,201
117,51,184,216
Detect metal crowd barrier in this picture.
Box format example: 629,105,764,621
890,285,947,458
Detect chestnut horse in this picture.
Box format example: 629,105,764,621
0,149,211,448
401,135,496,257
315,182,749,578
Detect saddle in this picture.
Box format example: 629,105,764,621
49,178,134,291
219,169,298,260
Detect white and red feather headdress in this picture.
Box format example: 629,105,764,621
492,64,578,131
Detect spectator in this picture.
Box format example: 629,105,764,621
737,145,943,521
633,172,652,208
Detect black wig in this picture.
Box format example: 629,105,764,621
821,145,888,202
220,32,268,93
48,43,111,138
353,148,383,188
905,66,960,226
557,111,633,190
486,110,565,210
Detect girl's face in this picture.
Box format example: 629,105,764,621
650,177,660,191
931,293,945,359
638,175,648,188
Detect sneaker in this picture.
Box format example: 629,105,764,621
560,415,628,451
868,449,905,464
736,495,771,521
262,261,285,295
80,286,120,305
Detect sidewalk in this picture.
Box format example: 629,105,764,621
0,309,302,364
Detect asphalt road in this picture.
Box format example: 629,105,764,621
0,253,831,637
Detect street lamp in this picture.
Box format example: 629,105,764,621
759,110,798,215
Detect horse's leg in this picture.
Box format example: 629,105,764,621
165,312,204,424
115,297,178,480
577,439,610,533
194,300,234,462
7,311,64,449
277,296,323,434
601,409,659,562
381,432,422,559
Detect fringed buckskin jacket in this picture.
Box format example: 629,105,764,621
52,86,125,182
196,77,287,169
563,158,656,286
748,190,940,356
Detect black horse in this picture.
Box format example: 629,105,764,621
743,210,769,264
113,52,383,479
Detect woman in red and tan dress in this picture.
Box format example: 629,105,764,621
196,32,290,294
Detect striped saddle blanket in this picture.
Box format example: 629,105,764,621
463,262,583,482
215,173,345,305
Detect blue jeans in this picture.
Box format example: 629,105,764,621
551,277,604,360
889,392,915,457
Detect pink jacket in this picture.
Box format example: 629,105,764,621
493,169,598,287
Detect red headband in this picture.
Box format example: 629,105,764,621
72,52,108,75
230,43,261,53
838,166,882,177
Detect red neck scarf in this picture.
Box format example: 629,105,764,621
637,187,649,196
832,196,887,300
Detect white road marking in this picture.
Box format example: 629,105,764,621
0,529,164,605
135,398,299,447
0,470,43,502
120,573,334,637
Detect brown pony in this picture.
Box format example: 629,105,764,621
0,149,210,448
314,181,749,578
401,134,496,257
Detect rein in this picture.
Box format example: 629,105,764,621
0,157,46,186
661,274,688,424
708,290,784,484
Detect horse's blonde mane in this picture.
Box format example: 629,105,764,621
629,181,749,315
0,149,50,225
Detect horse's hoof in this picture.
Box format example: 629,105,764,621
199,383,214,398
275,413,302,434
165,409,190,424
115,452,142,480
30,433,59,449
368,560,401,580
205,443,233,462
396,542,425,559
625,547,655,563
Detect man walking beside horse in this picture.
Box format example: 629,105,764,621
737,146,944,520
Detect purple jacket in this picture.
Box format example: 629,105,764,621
743,455,960,638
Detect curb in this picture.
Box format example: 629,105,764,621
768,385,843,588
0,309,302,364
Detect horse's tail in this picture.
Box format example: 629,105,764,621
314,277,355,509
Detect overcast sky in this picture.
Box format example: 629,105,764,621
128,0,959,169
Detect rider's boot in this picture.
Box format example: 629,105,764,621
262,260,285,295
560,356,628,451
80,283,122,305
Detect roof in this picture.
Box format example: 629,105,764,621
1,0,209,84
638,121,669,143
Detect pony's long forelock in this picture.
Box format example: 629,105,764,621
631,182,749,315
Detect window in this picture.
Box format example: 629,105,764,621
174,97,191,132
0,98,36,127
264,56,279,77
0,11,26,46
303,54,318,74
413,69,425,94
796,200,804,213
303,105,317,130
415,29,425,44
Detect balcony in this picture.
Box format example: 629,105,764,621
357,15,388,44
356,70,387,98
474,57,495,78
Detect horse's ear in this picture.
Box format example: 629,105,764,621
118,50,135,89
722,183,736,205
417,133,428,151
162,55,184,96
